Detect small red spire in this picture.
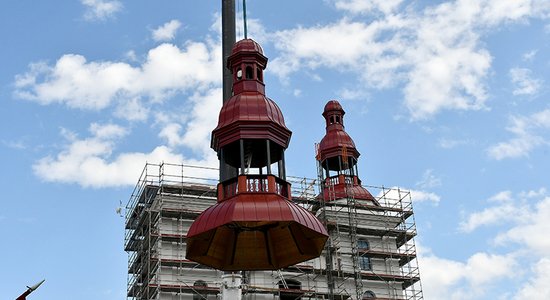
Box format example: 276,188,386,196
227,39,268,95
317,100,378,204
318,100,360,164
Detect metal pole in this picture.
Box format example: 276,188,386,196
221,0,238,180
266,140,271,174
222,0,236,103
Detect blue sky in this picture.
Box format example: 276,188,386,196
1,0,550,299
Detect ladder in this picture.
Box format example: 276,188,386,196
342,147,363,300
316,143,335,300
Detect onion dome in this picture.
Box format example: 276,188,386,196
211,93,290,151
323,99,343,113
229,38,264,56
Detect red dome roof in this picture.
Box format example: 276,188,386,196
215,93,285,127
318,100,359,161
323,100,344,116
212,92,291,150
323,184,377,202
187,194,327,239
318,129,359,161
186,193,328,271
231,39,264,56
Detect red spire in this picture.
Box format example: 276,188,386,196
186,39,328,271
212,39,291,151
318,100,360,164
227,39,268,95
317,100,378,203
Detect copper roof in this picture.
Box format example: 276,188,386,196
323,99,344,116
212,92,290,150
230,38,264,56
186,192,328,271
318,100,360,161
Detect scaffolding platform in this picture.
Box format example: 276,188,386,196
125,163,423,300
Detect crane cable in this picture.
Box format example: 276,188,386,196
243,0,248,39
237,0,248,39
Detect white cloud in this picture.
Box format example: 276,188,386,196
269,0,550,120
487,134,543,160
448,188,550,298
488,190,513,202
461,189,550,255
15,54,139,110
416,169,442,189
25,48,225,187
403,45,490,120
152,20,182,42
33,123,218,188
420,253,464,294
522,50,537,62
487,109,550,160
89,122,127,139
518,187,547,199
514,258,550,299
377,187,440,205
465,253,517,285
460,201,517,232
270,20,382,76
270,5,491,119
81,0,122,21
113,97,150,121
338,88,366,100
420,248,517,299
459,190,537,232
180,88,223,154
155,87,222,154
2,139,27,150
509,67,542,96
410,189,441,204
374,173,441,205
495,196,550,255
478,0,534,25
332,0,403,15
14,41,221,121
125,50,138,62
159,123,185,148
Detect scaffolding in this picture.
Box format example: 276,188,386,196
291,176,424,299
125,162,423,300
125,163,221,299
